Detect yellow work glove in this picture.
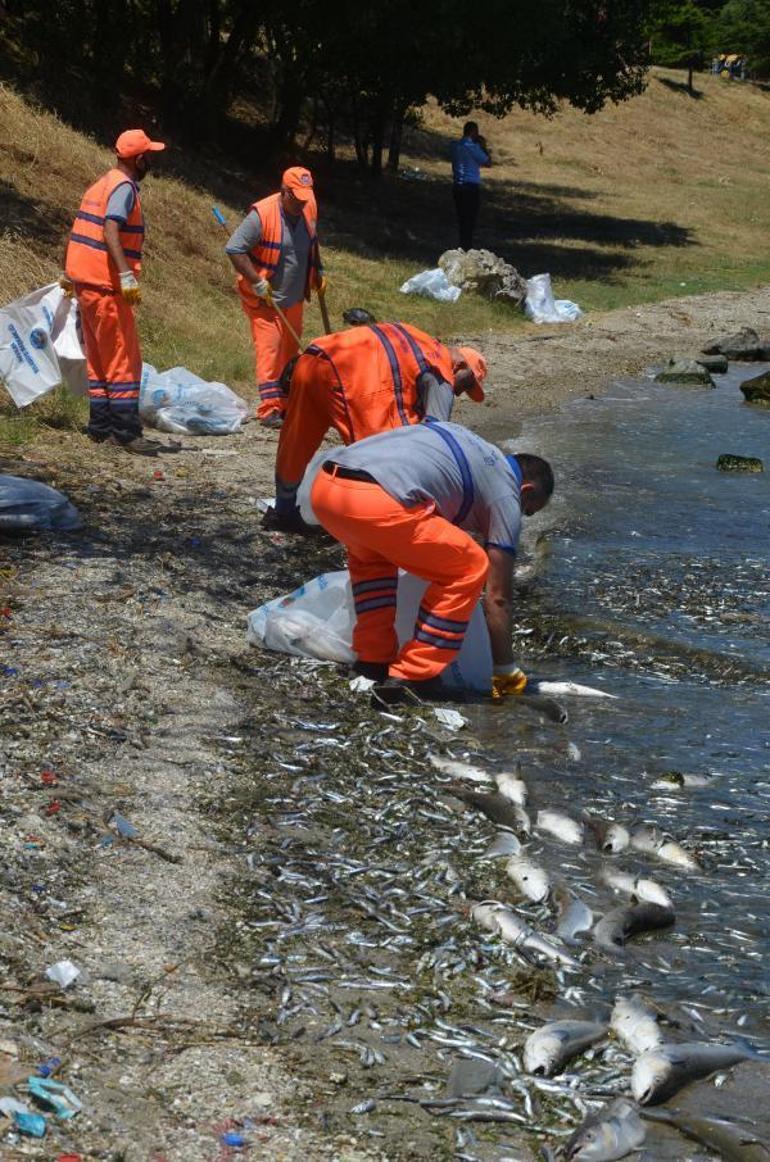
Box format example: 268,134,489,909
119,270,142,305
317,275,328,296
491,665,529,700
59,273,74,298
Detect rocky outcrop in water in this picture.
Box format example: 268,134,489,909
740,369,770,404
695,353,728,373
716,453,764,472
702,327,770,360
438,248,528,305
655,359,715,386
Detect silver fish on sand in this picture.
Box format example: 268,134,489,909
610,994,662,1055
600,867,673,910
631,1041,754,1105
528,679,618,700
429,754,491,783
553,884,594,943
481,831,522,859
536,809,584,846
593,902,675,950
564,1097,646,1161
506,855,550,902
470,901,581,970
630,824,699,871
524,1019,607,1076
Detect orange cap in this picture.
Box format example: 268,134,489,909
282,166,314,202
458,346,487,401
115,129,166,159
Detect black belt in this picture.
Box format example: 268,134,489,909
322,461,376,483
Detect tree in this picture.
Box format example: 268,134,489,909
650,1,718,92
719,0,770,75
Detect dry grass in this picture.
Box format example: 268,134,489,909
1,69,770,449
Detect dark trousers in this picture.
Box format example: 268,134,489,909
453,183,480,250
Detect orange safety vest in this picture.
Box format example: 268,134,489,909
305,322,455,438
238,192,322,304
65,168,144,290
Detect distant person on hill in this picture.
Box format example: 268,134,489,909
62,129,174,457
225,167,325,429
450,121,491,251
264,323,488,532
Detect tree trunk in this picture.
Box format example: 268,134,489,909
687,61,694,94
387,106,405,173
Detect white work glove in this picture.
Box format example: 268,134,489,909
119,270,141,305
491,663,529,700
252,278,272,301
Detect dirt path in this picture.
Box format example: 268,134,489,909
0,283,767,1159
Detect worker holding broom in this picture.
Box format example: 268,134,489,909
225,167,326,428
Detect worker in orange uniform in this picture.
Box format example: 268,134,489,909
62,129,171,456
266,322,488,532
225,167,325,429
309,421,554,701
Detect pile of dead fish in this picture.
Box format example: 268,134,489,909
429,753,762,1158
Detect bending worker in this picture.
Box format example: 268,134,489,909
267,321,488,532
225,167,325,428
63,129,168,456
309,420,554,701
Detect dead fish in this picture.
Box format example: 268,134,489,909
530,679,618,700
471,901,581,970
524,1020,607,1076
650,770,713,789
518,693,569,724
536,809,584,846
495,769,528,806
506,855,550,902
564,1097,645,1160
553,884,594,943
643,1107,770,1161
630,825,699,871
593,903,675,950
447,784,530,834
610,995,662,1055
446,1057,503,1098
631,1041,755,1105
600,868,673,910
586,817,630,854
481,831,522,859
429,755,491,783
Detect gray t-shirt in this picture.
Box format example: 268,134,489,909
105,182,137,224
327,421,522,553
418,371,454,423
225,207,311,307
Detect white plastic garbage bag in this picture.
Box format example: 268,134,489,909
524,273,583,324
399,268,462,303
140,364,250,435
0,475,82,532
247,570,492,690
0,283,84,406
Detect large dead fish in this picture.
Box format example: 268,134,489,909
643,1107,770,1161
632,1041,755,1105
553,884,594,944
506,855,550,902
630,824,699,871
600,867,673,910
494,769,528,806
429,755,491,783
524,1019,607,1076
586,816,630,854
447,784,531,834
564,1097,646,1160
610,994,662,1055
536,808,584,846
593,903,675,950
470,901,581,970
529,679,618,700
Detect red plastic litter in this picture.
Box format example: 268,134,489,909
56,1155,83,1161
152,469,165,481
0,606,12,618
41,770,58,786
46,800,62,815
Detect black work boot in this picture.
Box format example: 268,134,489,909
351,660,388,682
372,676,466,707
261,505,316,535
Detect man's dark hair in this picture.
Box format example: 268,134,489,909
463,121,478,137
516,453,554,502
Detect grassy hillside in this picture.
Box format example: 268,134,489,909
1,67,770,444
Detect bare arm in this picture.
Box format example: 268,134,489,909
228,251,261,283
103,219,130,275
483,546,515,667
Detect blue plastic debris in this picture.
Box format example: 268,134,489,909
27,1075,82,1119
221,1131,246,1148
36,1055,62,1078
111,812,138,838
14,1110,47,1137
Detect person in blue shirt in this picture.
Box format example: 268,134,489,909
450,121,491,250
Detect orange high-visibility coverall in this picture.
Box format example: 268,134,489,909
275,322,455,510
310,466,489,682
